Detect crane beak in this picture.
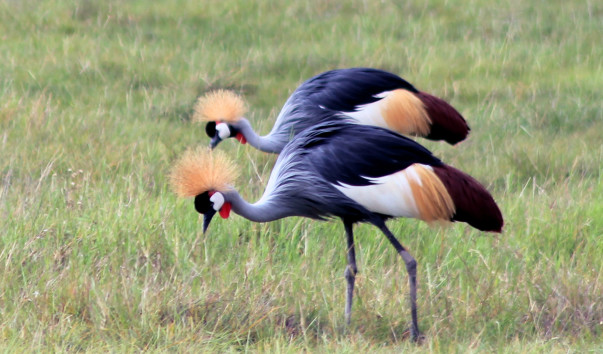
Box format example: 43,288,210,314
203,209,217,233
205,122,222,149
209,136,222,149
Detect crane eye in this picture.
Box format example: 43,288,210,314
205,122,217,138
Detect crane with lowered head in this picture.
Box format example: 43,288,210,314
171,120,502,341
194,68,470,153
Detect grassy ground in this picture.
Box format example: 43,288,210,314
1,0,601,351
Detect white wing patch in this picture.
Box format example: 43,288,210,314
342,91,391,128
334,164,432,219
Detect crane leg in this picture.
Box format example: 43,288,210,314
343,221,358,326
377,222,421,342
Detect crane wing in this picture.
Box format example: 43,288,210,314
294,68,419,113
287,121,444,187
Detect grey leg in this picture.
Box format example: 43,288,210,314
377,222,420,342
343,221,358,326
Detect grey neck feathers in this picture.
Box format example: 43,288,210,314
238,118,286,154
223,189,293,222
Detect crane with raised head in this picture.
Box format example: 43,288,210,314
170,120,502,341
194,68,470,153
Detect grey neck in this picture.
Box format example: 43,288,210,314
237,118,286,154
223,189,293,223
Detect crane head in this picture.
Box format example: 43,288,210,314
205,121,247,149
194,191,231,233
192,90,247,149
170,147,239,233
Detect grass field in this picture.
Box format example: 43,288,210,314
1,0,601,351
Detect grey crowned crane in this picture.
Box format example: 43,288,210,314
194,68,470,154
170,121,502,342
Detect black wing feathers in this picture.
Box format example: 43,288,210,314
298,68,419,113
288,121,444,187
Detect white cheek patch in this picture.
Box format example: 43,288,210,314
216,123,231,140
210,192,225,211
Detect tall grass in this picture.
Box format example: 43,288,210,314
0,0,601,351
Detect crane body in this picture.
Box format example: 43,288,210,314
195,68,470,153
171,121,502,341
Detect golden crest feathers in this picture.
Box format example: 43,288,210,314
192,89,246,123
170,147,239,197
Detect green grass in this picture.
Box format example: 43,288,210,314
1,0,601,351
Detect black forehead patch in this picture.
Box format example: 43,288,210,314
194,191,212,214
205,122,217,138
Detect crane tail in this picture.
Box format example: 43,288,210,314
415,92,470,145
380,89,432,138
433,165,503,232
380,90,469,145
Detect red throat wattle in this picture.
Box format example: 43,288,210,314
219,202,231,218
236,133,247,144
